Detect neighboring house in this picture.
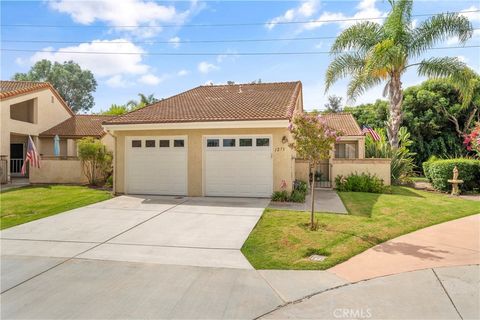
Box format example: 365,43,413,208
103,81,390,197
0,80,113,184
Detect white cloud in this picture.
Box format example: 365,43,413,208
457,55,469,63
15,57,27,66
198,61,219,74
303,0,385,31
138,73,164,85
48,0,203,38
447,29,480,45
169,36,181,48
106,75,131,88
216,50,239,63
266,0,320,30
30,39,149,77
177,69,189,76
314,41,323,49
460,6,480,23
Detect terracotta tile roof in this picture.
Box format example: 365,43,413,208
1,80,74,116
40,115,116,138
322,113,363,136
104,81,302,125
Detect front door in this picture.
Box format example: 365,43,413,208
10,143,24,176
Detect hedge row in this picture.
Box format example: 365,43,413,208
423,158,480,192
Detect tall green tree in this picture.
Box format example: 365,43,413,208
13,60,97,113
324,95,343,113
344,99,389,128
100,104,130,116
325,0,473,148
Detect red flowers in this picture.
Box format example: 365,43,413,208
463,122,480,157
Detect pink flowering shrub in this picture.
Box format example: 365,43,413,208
464,122,480,158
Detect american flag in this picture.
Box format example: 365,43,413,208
21,136,40,175
362,126,381,141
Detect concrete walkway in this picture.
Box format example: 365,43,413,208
268,189,348,214
330,214,480,282
262,265,479,320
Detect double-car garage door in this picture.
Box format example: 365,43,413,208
125,135,273,197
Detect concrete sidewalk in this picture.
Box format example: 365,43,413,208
330,214,480,282
262,265,479,320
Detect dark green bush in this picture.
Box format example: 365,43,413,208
422,156,438,181
271,190,289,202
293,180,308,193
289,190,306,202
427,159,480,192
335,173,385,193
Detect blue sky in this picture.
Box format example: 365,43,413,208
1,0,479,113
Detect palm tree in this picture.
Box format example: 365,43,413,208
325,0,473,148
127,93,159,110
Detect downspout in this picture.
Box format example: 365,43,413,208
106,129,117,195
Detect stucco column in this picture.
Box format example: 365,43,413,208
67,139,76,157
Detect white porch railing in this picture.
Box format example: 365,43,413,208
10,158,24,176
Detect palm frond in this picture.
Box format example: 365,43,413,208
410,13,473,56
346,71,383,102
330,21,383,54
325,52,366,92
383,0,413,43
417,57,468,79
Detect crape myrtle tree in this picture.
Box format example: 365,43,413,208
325,0,474,148
288,113,339,230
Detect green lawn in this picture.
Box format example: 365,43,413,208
409,177,429,182
0,185,112,230
241,186,480,270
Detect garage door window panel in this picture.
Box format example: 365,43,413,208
132,140,142,148
174,139,185,147
223,139,236,147
159,140,170,148
145,140,156,148
207,139,220,147
256,138,270,147
239,138,253,147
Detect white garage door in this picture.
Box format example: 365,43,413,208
125,136,187,195
204,136,273,197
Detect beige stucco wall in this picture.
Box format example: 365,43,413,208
295,160,310,183
101,133,115,152
1,88,72,180
330,158,391,186
112,127,294,196
29,159,88,184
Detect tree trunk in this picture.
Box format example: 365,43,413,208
310,163,315,230
386,74,403,149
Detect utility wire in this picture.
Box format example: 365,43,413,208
1,10,479,29
1,45,478,56
2,27,480,45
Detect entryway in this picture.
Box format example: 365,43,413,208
9,143,24,177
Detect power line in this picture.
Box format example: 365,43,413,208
1,45,478,56
2,28,479,45
1,10,479,29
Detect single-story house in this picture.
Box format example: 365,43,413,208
0,80,114,184
103,81,390,197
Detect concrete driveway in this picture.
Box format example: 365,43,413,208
1,195,289,319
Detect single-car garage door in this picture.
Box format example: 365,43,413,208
125,136,187,195
204,136,273,197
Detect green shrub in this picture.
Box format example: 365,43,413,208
289,190,306,202
427,159,480,192
335,173,385,193
422,156,438,181
272,190,289,202
293,180,308,193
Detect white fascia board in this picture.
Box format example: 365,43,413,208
103,119,289,131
